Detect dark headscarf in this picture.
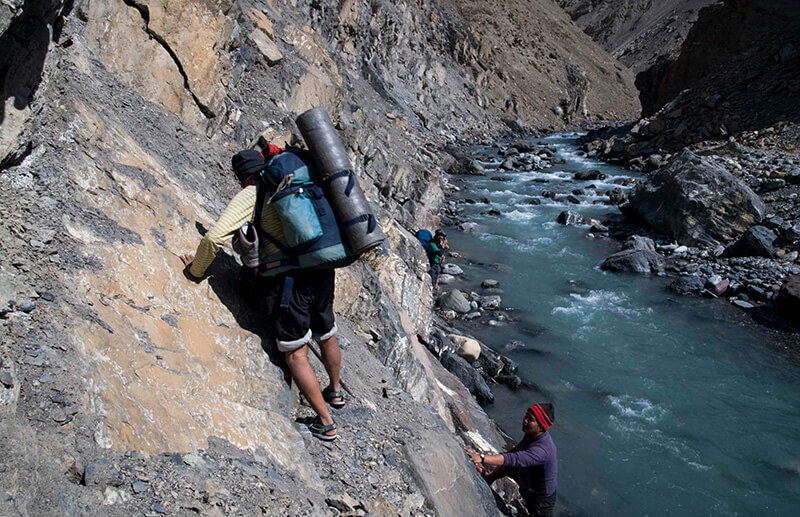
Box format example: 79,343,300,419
231,150,266,182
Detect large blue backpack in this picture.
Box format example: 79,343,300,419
250,150,356,276
416,229,433,248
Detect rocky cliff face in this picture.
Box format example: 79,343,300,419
556,0,715,75
0,1,636,515
443,0,640,123
635,0,800,118
582,0,800,158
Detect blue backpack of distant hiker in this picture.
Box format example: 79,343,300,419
244,149,354,276
416,229,433,248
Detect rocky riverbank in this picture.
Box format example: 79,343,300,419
578,130,800,318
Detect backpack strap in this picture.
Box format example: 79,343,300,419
326,169,356,196
252,177,292,256
342,213,377,233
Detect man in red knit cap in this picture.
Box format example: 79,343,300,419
465,403,558,516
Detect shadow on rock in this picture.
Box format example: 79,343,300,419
0,1,72,126
204,251,290,385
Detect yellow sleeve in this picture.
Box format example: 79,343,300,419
190,186,256,277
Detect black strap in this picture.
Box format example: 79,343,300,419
279,276,294,309
259,229,292,254
326,169,356,196
253,177,269,230
253,178,292,255
342,213,377,233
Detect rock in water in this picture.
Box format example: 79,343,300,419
459,222,479,233
468,160,486,175
438,290,472,314
626,149,765,246
724,225,778,258
442,263,464,276
557,210,585,225
481,279,500,289
449,334,481,363
479,295,502,310
438,274,455,285
600,249,665,274
574,169,605,180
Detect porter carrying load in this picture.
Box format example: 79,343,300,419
296,107,386,255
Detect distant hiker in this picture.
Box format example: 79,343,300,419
426,230,447,289
465,403,558,517
180,146,344,441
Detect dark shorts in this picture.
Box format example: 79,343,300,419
524,491,556,517
262,269,336,352
428,263,441,286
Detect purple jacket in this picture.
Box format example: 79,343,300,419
501,431,558,497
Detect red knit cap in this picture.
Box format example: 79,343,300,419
529,403,554,431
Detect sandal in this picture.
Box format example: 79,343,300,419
308,418,338,441
322,386,346,409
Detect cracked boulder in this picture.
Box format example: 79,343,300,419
83,0,233,125
626,149,765,246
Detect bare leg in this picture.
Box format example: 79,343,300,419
318,335,342,395
284,346,334,431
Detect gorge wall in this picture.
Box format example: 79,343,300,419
0,0,638,515
560,0,800,136
556,0,716,75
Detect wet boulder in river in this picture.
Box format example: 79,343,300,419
442,263,464,276
511,139,538,153
574,169,606,180
627,149,765,246
459,222,479,233
557,210,585,226
443,145,485,175
479,295,502,310
600,249,665,274
438,274,455,285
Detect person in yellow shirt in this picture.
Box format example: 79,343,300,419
180,147,343,441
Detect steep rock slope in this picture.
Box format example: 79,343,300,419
445,0,640,123
1,0,636,515
556,0,715,74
